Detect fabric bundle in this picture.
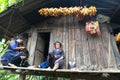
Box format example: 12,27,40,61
86,21,101,36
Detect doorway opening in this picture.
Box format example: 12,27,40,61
35,32,50,65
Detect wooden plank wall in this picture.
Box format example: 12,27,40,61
27,27,38,65
35,15,117,70
34,35,45,66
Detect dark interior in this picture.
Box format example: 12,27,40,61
38,32,50,60
113,28,120,35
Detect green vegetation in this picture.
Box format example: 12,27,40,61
25,76,70,80
0,70,19,80
0,0,23,13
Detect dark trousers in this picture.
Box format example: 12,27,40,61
10,56,29,67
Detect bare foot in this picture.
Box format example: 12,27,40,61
28,65,37,68
8,63,17,67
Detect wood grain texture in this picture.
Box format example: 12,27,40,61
26,15,119,70
27,27,38,65
34,35,44,66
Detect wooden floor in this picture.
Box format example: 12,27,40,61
0,66,120,80
35,15,119,70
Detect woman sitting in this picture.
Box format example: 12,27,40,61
47,41,65,71
0,36,25,66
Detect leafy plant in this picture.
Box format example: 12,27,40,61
0,0,8,13
26,75,70,80
0,0,23,13
0,70,19,80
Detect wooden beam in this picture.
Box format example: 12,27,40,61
0,66,120,80
98,0,119,5
15,10,30,27
110,34,120,68
86,0,113,9
107,24,120,68
19,73,26,80
111,5,120,17
27,27,38,65
0,25,14,37
12,10,31,33
19,0,48,15
0,8,13,18
1,66,120,73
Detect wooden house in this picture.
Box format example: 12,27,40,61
27,16,119,68
0,0,120,80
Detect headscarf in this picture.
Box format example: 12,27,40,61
54,41,62,49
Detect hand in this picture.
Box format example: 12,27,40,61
55,60,59,64
20,47,25,50
54,55,57,58
20,56,26,59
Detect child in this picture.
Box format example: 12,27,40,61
8,48,29,67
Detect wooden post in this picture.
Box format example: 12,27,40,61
110,34,120,68
19,73,26,80
34,34,44,66
27,27,38,65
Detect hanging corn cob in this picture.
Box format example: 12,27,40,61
81,6,89,16
38,6,97,20
115,33,120,43
88,6,97,16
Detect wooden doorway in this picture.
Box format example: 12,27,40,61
34,32,50,65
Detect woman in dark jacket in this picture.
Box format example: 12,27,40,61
10,48,30,67
47,41,65,70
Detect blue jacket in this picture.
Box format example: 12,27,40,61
1,39,20,66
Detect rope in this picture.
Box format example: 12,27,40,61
80,0,82,6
